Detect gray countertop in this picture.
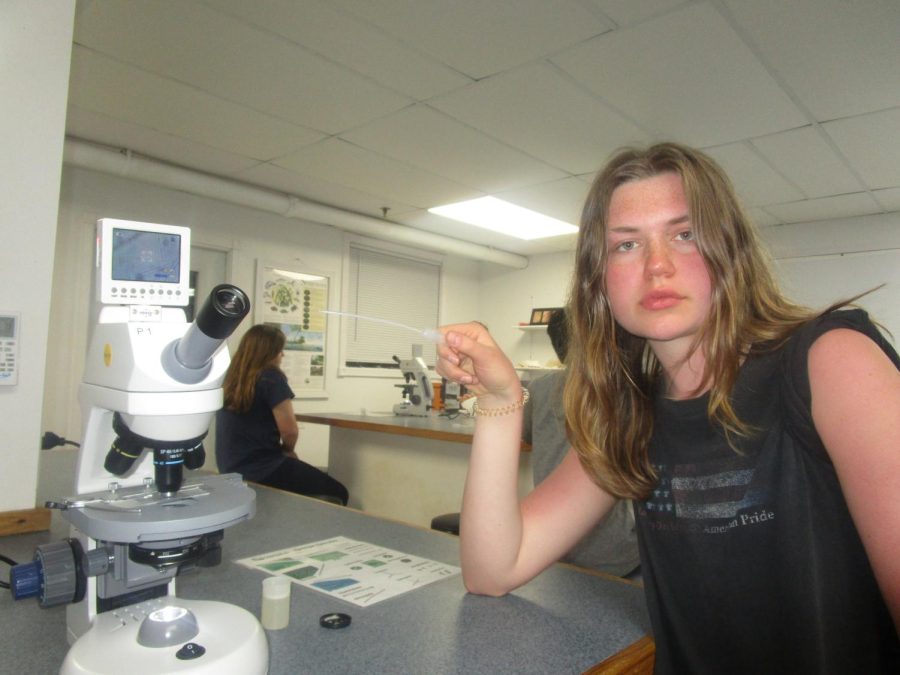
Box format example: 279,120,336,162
1,484,650,674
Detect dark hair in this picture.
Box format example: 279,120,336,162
547,309,568,362
222,324,286,412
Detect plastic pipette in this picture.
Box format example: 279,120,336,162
321,310,445,344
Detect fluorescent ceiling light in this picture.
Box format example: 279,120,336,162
428,196,578,240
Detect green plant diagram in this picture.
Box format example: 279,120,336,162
264,280,300,314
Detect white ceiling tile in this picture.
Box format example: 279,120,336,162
341,105,567,194
765,192,882,224
751,127,864,199
74,0,411,134
429,64,650,175
329,0,610,78
64,1,900,258
823,108,900,190
68,48,324,160
586,0,693,27
703,143,804,207
273,138,480,209
528,233,582,255
723,0,900,120
205,0,472,100
235,161,420,219
871,188,900,213
551,3,808,146
496,177,591,226
65,106,261,177
747,207,782,228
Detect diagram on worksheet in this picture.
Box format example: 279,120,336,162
236,536,460,607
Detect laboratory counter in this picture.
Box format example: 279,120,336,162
0,484,654,674
296,410,530,447
296,411,533,527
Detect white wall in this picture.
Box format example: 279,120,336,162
764,214,900,343
0,1,75,512
479,250,576,370
42,165,482,480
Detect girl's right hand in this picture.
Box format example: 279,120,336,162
434,322,521,405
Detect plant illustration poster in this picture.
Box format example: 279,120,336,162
256,262,330,398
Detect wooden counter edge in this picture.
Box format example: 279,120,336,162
0,507,52,536
583,635,655,675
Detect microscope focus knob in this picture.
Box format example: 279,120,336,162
9,540,85,607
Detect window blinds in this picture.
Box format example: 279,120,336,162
344,244,441,369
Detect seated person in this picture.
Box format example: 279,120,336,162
216,324,348,505
522,309,639,576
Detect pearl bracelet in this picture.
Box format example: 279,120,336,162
471,388,530,417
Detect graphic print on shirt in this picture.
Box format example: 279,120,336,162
640,454,775,535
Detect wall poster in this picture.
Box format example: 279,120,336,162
255,262,331,399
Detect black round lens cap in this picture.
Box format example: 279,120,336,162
319,612,351,629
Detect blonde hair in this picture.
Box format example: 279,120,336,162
223,324,286,413
565,142,813,499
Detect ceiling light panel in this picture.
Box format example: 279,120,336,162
429,196,578,240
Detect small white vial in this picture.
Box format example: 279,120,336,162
261,575,292,630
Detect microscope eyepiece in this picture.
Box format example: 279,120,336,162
164,284,250,382
195,284,250,340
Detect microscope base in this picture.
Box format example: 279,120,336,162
60,596,268,675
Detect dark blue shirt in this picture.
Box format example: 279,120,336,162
215,367,294,481
637,310,899,674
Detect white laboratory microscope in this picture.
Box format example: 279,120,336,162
392,345,434,416
9,219,268,674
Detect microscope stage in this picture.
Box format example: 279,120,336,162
57,474,256,543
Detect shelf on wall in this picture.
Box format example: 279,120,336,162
515,324,548,331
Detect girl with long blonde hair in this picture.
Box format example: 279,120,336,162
436,143,899,673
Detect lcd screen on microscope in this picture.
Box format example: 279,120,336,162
97,218,191,306
111,228,181,283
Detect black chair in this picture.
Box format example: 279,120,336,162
430,512,460,535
